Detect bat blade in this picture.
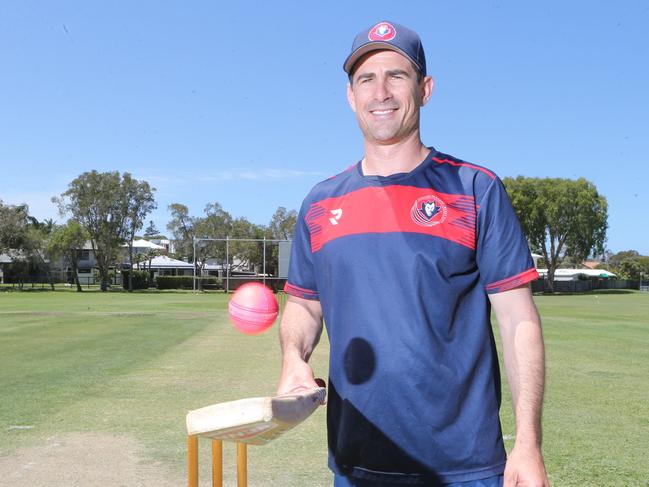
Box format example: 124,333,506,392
186,387,326,445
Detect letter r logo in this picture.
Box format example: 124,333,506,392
329,209,343,225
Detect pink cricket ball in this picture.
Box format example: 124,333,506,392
228,282,279,335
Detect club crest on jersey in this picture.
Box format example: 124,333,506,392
411,194,447,227
368,22,396,41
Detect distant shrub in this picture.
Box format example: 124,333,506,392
122,270,150,290
157,276,194,290
198,277,222,290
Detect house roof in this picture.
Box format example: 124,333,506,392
582,260,603,270
123,239,166,250
133,255,193,269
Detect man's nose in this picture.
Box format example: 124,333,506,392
373,79,392,102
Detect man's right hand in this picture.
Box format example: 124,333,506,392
277,357,319,395
277,295,325,397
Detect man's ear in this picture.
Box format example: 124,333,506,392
420,76,434,107
347,83,357,113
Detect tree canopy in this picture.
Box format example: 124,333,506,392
47,220,90,291
165,202,297,280
0,200,30,253
143,220,163,239
54,170,156,291
606,249,649,280
122,175,157,291
503,176,608,292
268,207,297,240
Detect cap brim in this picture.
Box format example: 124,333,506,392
343,42,419,74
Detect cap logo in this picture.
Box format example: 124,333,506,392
411,194,447,227
368,22,396,42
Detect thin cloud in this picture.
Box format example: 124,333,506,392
198,168,326,182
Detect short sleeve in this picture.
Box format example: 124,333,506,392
476,177,538,294
284,200,319,300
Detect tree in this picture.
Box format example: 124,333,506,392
608,250,640,268
143,220,163,239
47,220,90,292
143,247,164,285
54,170,156,291
617,259,641,280
0,209,55,287
503,177,608,293
268,207,297,240
230,217,266,272
607,250,649,280
122,175,157,292
27,217,55,235
194,203,233,279
24,216,58,289
0,200,29,253
166,203,196,261
167,202,235,285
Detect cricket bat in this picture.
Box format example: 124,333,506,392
185,387,326,445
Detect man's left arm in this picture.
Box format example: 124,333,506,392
489,284,550,487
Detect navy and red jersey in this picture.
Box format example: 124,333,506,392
285,148,538,484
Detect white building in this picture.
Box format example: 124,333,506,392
536,268,616,281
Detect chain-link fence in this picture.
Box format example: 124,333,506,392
0,274,122,290
191,237,291,293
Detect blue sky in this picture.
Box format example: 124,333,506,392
1,1,648,254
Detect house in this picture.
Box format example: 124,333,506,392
122,238,168,260
134,254,194,277
582,260,604,270
536,268,617,281
147,238,172,253
0,253,13,283
123,239,167,256
54,239,167,284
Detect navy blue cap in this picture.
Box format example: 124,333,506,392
343,21,427,76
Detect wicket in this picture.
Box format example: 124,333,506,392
188,436,248,487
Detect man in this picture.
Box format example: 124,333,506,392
278,21,550,487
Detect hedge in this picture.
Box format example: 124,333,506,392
157,276,194,290
155,276,222,290
122,270,150,290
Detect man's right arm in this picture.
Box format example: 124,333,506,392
277,295,324,395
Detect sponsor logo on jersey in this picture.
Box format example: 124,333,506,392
368,22,396,42
329,208,343,225
411,194,447,227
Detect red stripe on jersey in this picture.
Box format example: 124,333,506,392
284,282,319,300
305,186,478,252
485,268,539,293
432,157,495,179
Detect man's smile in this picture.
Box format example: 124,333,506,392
369,107,398,116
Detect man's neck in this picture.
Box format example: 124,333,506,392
361,133,430,177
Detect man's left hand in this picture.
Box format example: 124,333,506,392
503,445,550,486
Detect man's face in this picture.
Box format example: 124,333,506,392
347,50,433,146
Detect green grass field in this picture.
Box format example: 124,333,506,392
1,289,648,486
